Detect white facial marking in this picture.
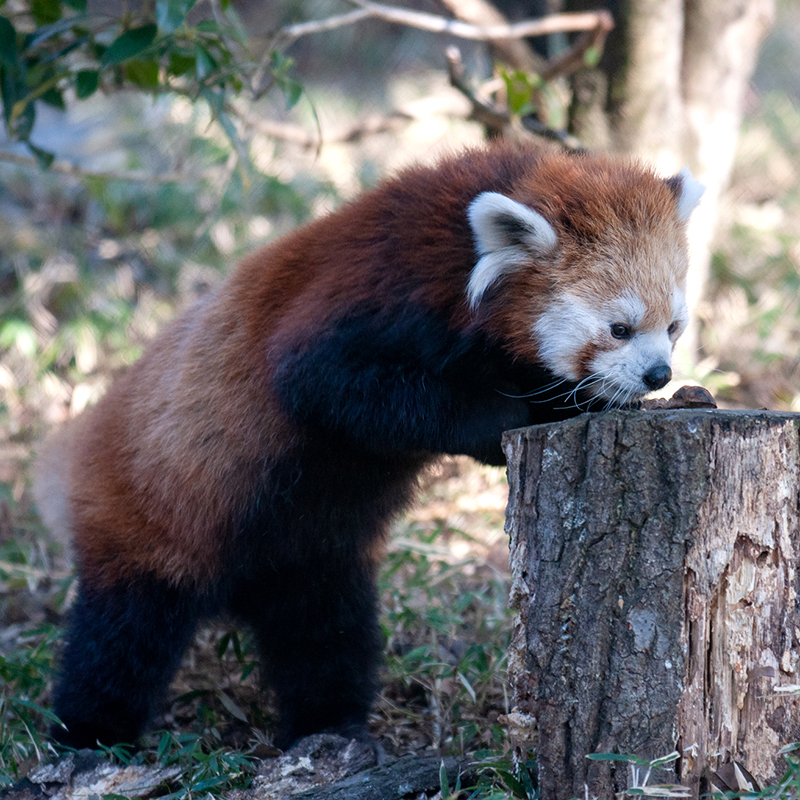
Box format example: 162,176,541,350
534,289,683,405
590,330,673,403
673,167,705,223
533,295,605,381
612,291,647,330
467,192,557,307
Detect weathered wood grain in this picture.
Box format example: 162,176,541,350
504,410,800,799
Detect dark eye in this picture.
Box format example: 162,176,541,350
668,321,679,336
610,323,632,340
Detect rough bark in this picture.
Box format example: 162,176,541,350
503,409,800,799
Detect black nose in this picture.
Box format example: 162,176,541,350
643,363,672,390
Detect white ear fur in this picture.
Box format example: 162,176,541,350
467,192,557,307
671,167,705,223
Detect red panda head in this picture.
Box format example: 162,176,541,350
466,155,705,407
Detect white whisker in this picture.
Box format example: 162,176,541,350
551,372,605,411
497,377,570,399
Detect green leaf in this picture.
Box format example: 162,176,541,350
40,86,65,109
75,69,98,98
156,732,172,763
280,77,302,110
124,59,159,87
217,690,248,723
1,72,19,129
63,0,87,9
216,632,231,657
10,96,36,140
102,24,158,66
189,777,228,792
240,661,256,680
26,140,55,168
194,43,216,79
268,51,303,109
0,16,17,67
216,106,238,142
584,44,601,68
439,762,449,796
195,20,221,33
167,50,195,76
11,697,65,726
25,14,89,50
231,630,244,662
31,0,62,25
0,320,38,356
493,769,528,797
501,67,538,117
648,751,680,768
157,0,195,34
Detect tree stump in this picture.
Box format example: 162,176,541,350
503,410,800,799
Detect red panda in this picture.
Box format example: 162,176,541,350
35,142,703,750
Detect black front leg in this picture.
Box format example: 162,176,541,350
274,310,534,465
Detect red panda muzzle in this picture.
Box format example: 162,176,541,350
643,363,672,391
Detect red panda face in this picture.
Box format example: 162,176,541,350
467,161,704,407
532,284,688,405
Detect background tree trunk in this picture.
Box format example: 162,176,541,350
566,0,775,353
503,410,800,799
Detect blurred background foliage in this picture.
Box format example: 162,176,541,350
1,0,797,448
0,0,800,785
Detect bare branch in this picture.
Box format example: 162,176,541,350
240,111,415,148
279,1,613,46
540,10,614,81
445,46,509,133
0,151,189,183
437,0,543,73
278,8,373,46
446,46,585,150
520,116,583,150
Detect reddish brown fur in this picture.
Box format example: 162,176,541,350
38,141,703,752
43,142,688,590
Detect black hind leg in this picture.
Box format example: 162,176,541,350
235,556,382,748
53,576,200,748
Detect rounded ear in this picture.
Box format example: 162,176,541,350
665,167,705,223
466,192,557,307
